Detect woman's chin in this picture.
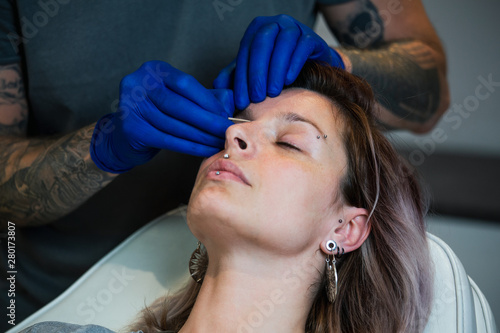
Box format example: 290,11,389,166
187,187,240,239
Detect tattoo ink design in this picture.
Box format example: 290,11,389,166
327,1,440,123
0,125,116,227
0,63,28,136
0,64,116,227
344,41,440,123
329,0,384,49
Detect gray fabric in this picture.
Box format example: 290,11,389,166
0,0,342,330
0,0,19,65
19,321,176,333
20,321,118,333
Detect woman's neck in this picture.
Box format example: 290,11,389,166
178,250,321,333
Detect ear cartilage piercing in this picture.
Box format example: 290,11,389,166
228,117,251,123
223,154,229,159
215,171,220,175
336,247,345,258
339,219,343,223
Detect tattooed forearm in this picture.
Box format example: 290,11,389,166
0,63,116,227
0,124,117,227
0,63,28,136
322,1,444,125
342,41,440,123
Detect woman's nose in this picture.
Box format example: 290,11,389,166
225,124,253,156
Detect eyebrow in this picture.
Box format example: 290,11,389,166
235,108,323,133
278,111,323,134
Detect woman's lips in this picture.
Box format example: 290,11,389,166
206,159,251,186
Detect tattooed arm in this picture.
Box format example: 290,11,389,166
320,0,450,133
0,63,117,228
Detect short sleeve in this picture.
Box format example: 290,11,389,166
0,0,21,64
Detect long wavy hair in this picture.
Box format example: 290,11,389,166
128,62,433,332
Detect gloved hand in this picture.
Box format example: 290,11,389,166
214,14,344,110
90,61,235,173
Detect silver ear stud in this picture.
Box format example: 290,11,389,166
223,154,229,159
324,135,327,138
317,135,321,139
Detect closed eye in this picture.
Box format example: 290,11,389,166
277,141,301,151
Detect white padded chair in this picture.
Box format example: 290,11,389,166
9,207,498,333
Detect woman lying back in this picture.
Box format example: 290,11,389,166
129,62,433,333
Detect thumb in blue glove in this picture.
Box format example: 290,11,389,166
214,14,344,110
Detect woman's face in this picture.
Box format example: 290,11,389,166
188,89,348,255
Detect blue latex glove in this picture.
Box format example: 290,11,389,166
214,14,344,110
90,61,235,173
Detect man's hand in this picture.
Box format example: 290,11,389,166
213,14,344,110
90,61,235,173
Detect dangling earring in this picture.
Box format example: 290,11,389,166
325,240,338,303
189,241,208,283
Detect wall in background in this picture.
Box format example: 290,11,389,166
315,0,500,158
314,0,500,222
392,0,500,157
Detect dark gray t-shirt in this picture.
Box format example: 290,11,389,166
0,0,344,329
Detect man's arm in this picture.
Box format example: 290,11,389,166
320,0,450,133
0,63,117,228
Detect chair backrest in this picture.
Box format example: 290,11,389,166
10,207,498,333
424,233,497,332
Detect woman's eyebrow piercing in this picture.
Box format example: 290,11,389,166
228,117,251,123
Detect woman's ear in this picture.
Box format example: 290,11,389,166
321,206,370,255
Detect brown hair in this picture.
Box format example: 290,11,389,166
128,62,433,332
